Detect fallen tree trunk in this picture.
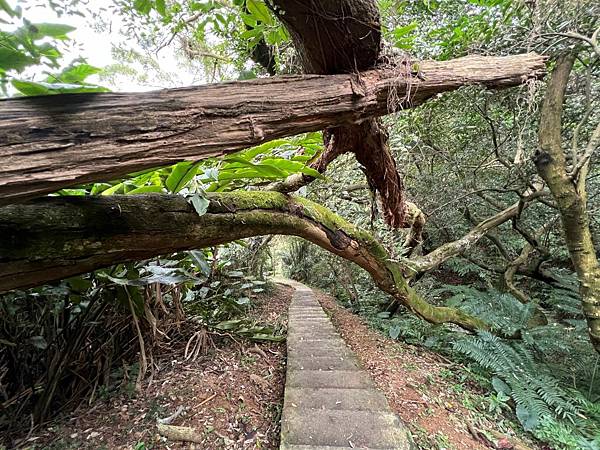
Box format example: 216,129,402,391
0,192,488,332
0,54,545,205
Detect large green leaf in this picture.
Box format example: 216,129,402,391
155,0,167,16
133,0,153,15
101,182,126,195
0,47,36,72
127,185,164,195
222,157,287,178
12,80,109,96
50,63,102,84
260,158,322,178
165,162,199,193
246,0,274,25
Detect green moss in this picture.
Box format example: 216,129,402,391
292,196,389,258
207,191,290,212
206,191,389,259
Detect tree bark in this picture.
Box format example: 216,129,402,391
534,54,600,352
0,192,489,332
406,192,545,276
0,54,545,206
270,0,409,226
268,0,381,74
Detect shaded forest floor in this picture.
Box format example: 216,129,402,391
7,283,541,450
14,285,293,450
315,289,538,450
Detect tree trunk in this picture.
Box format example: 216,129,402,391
0,54,545,206
270,0,409,226
534,54,600,352
0,192,489,332
269,0,381,74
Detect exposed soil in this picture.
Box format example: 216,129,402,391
16,284,293,450
314,289,536,450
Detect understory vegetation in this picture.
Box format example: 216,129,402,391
284,238,600,448
2,0,600,449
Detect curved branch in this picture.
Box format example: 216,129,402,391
407,192,546,276
0,192,488,333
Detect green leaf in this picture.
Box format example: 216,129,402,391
188,250,211,276
492,377,511,395
166,162,199,193
11,79,49,96
516,404,539,431
155,0,167,16
389,325,401,340
215,319,243,330
189,194,210,216
250,333,285,342
29,335,48,350
31,23,76,39
101,182,125,195
133,0,152,15
245,0,274,25
127,185,164,195
49,63,102,84
56,188,87,196
12,79,109,96
0,0,16,17
260,158,322,178
393,22,418,38
0,47,36,72
222,157,287,178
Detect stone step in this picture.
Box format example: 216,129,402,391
288,329,340,337
288,314,330,319
287,338,346,349
288,327,338,336
287,339,349,352
288,345,350,358
288,317,335,330
280,280,412,450
284,387,389,411
281,409,411,448
288,334,344,341
281,446,403,450
291,346,354,359
286,370,374,389
287,355,359,371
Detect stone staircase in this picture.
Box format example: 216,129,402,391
280,282,412,450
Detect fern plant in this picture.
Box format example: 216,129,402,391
434,285,536,334
454,331,599,447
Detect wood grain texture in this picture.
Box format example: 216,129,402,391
0,54,545,205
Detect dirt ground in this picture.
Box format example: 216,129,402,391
314,289,537,450
8,283,539,450
15,284,293,450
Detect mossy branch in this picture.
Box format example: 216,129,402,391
1,192,490,333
